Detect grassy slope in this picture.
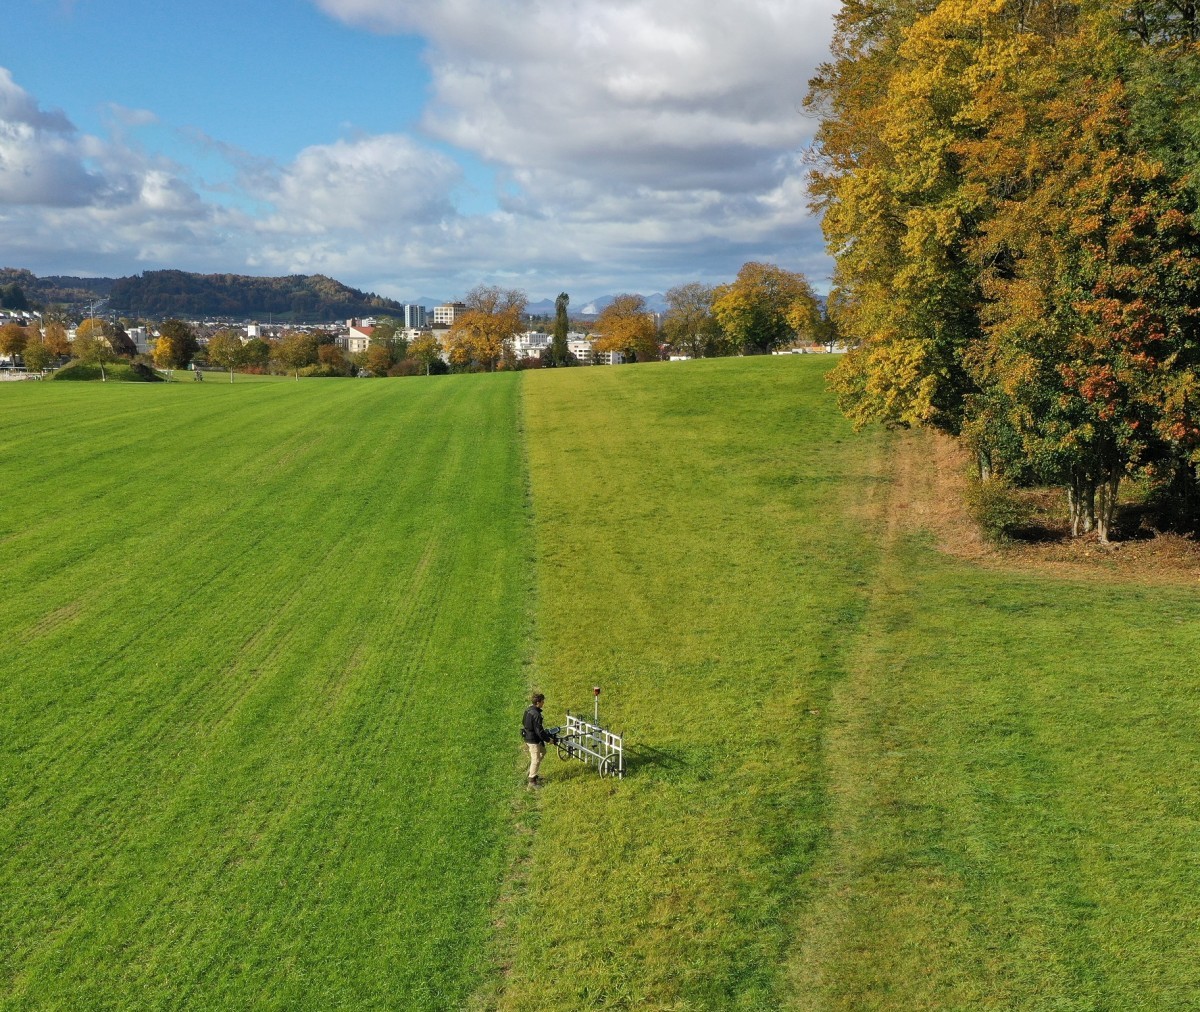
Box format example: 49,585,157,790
506,358,1200,1009
500,358,887,1008
0,377,529,1009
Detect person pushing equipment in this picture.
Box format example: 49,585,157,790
521,692,556,788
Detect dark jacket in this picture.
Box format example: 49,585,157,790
522,704,552,744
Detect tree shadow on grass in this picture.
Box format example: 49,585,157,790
1006,523,1067,544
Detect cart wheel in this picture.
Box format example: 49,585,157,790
599,755,621,778
557,739,574,760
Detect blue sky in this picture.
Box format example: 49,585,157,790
2,0,840,302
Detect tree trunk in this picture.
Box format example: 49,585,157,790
1095,470,1120,543
229,366,234,383
977,448,993,482
1068,474,1096,537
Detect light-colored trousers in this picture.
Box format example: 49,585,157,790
527,742,546,779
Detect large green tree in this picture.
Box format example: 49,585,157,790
154,319,199,370
74,328,115,381
664,283,723,358
208,330,248,382
22,337,52,374
274,331,319,380
0,284,29,311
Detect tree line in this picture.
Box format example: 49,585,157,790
593,263,833,364
809,0,1200,541
3,261,834,381
351,267,833,375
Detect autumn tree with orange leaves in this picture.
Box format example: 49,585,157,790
809,0,1200,541
593,294,660,362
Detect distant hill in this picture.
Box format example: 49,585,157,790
0,268,407,321
0,268,115,307
1,268,681,322
108,270,404,321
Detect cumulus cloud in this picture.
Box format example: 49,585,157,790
0,0,843,299
262,134,461,232
0,67,102,206
315,0,834,182
309,0,840,292
0,66,230,273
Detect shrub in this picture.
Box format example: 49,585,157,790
388,359,424,377
964,476,1032,544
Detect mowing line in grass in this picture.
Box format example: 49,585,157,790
787,434,1200,1010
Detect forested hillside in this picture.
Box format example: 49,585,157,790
108,270,403,320
0,268,405,321
0,269,115,307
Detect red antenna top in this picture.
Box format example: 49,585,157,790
593,686,601,696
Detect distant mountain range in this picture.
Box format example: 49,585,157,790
524,293,669,317
0,267,672,322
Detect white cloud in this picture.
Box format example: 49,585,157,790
0,67,102,206
262,134,461,233
0,0,842,299
314,0,834,182
105,104,159,128
0,67,229,271
308,0,840,293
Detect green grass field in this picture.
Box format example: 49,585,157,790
0,376,530,1008
3,360,1199,1009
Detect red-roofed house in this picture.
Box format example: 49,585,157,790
347,323,375,354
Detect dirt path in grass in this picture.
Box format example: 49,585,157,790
892,429,1200,585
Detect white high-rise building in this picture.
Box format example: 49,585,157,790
402,304,428,329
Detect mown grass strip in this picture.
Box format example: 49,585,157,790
0,376,531,1010
499,357,886,1008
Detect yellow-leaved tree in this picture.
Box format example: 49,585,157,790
593,294,660,362
711,262,820,355
446,286,527,371
0,322,29,361
409,333,441,375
